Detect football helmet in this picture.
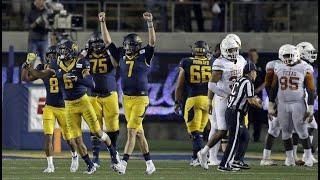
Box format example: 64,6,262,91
123,33,142,55
57,40,79,61
296,42,317,63
87,32,105,54
225,34,241,48
220,37,239,61
45,45,57,64
278,44,300,65
191,40,210,56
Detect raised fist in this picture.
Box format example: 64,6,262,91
98,12,105,22
26,52,37,64
143,12,153,21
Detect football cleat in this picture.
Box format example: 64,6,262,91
189,158,200,167
260,159,277,166
115,160,127,175
208,158,221,166
230,161,250,169
197,151,209,170
92,158,100,168
70,155,79,172
43,166,55,173
145,160,156,175
284,158,296,166
302,153,318,164
83,164,97,175
217,165,240,172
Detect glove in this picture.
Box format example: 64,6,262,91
268,102,276,115
35,16,43,24
22,62,31,69
305,105,314,123
26,52,37,65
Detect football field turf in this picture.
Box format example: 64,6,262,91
3,156,318,180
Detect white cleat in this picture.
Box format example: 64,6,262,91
189,158,200,167
208,158,221,166
115,160,127,175
260,159,277,166
70,155,79,172
83,164,97,175
43,166,55,173
284,158,296,166
197,151,209,170
145,160,156,175
302,153,318,164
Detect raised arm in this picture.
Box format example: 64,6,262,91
21,63,38,82
99,12,112,46
143,12,156,47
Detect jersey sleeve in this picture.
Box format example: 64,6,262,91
35,64,44,71
77,58,91,74
245,80,254,98
178,58,187,70
212,60,224,71
107,42,120,63
265,61,274,71
144,45,155,65
306,64,314,74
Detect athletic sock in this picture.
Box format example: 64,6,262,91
285,150,294,159
107,131,119,149
263,149,271,160
143,152,151,161
309,136,313,144
304,149,312,159
293,145,298,160
107,145,118,163
47,156,53,167
91,136,101,161
202,145,210,154
82,154,94,168
123,154,130,162
71,151,77,158
191,132,203,159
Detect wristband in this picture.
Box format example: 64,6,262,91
147,21,153,28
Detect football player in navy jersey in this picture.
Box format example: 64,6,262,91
99,11,156,175
21,46,79,173
25,40,121,174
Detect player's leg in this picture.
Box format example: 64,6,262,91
81,95,119,167
65,100,97,174
292,102,313,166
305,118,318,163
292,131,299,161
208,108,221,165
278,104,295,166
184,97,204,166
101,92,120,149
136,128,156,175
198,96,228,167
231,126,250,169
42,106,56,173
261,116,280,165
89,96,103,166
54,107,79,172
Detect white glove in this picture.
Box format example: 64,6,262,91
212,3,221,14
307,105,314,117
268,102,276,115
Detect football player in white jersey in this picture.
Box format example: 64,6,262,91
260,58,283,166
197,37,247,169
294,42,318,163
268,44,316,167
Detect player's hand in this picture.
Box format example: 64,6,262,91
208,102,213,115
98,12,106,22
143,12,153,21
65,73,77,82
268,102,276,116
26,52,37,64
303,105,314,123
254,96,263,109
22,62,31,69
174,103,180,114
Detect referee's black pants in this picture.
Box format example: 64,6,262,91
219,108,245,168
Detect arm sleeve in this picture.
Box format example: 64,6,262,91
145,45,155,65
107,42,120,63
245,80,254,98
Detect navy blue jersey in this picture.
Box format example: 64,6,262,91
107,42,154,96
36,63,65,107
49,57,91,100
86,51,117,96
179,56,213,97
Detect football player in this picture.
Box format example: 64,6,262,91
26,40,121,174
99,11,156,175
175,40,213,166
268,44,315,167
82,32,120,167
260,56,283,166
197,37,247,169
21,47,79,173
295,42,318,163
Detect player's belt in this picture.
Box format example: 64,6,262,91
123,90,148,96
90,92,111,97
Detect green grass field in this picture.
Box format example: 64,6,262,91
2,158,318,180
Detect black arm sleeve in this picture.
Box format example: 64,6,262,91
107,42,120,63
145,45,155,65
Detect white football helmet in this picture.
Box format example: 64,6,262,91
225,34,241,48
296,42,317,63
278,44,300,65
220,37,239,61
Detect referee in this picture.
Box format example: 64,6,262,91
218,61,262,172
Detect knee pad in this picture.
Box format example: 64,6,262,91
268,128,280,138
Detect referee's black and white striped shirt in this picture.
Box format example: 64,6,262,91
227,76,254,113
